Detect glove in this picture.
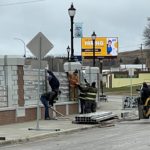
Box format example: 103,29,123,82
84,79,88,83
49,100,54,106
47,70,53,75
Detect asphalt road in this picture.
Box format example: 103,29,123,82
1,120,150,150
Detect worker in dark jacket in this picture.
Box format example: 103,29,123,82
47,70,60,92
40,91,58,120
78,82,90,114
40,70,60,120
86,82,97,113
77,81,97,113
141,82,150,105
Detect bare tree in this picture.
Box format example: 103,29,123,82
144,51,150,70
134,57,140,64
143,18,150,47
143,18,150,70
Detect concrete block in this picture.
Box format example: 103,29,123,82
24,69,44,76
8,58,18,65
11,66,17,71
11,70,17,76
0,71,4,75
12,95,18,100
23,76,38,81
0,57,4,65
24,91,36,97
0,81,5,86
25,100,37,106
0,102,7,107
64,62,81,72
59,95,69,102
7,66,13,106
0,66,4,70
12,76,18,81
24,84,37,89
16,107,25,117
12,99,18,105
0,91,5,96
13,81,18,85
0,76,4,81
13,90,18,95
3,56,24,66
32,69,39,72
24,71,33,76
0,86,6,90
12,85,18,90
61,72,68,77
0,97,7,102
85,66,100,74
24,65,32,69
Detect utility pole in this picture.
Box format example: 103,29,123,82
140,44,143,71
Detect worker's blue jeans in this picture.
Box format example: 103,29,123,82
40,96,49,119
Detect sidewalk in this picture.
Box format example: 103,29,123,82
0,115,103,146
0,95,124,146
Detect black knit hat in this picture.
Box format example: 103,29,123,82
91,82,96,87
74,69,78,74
143,82,148,88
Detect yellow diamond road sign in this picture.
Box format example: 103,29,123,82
27,32,54,58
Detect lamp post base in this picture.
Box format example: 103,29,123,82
99,94,108,102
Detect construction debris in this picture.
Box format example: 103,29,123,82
74,112,118,124
121,110,139,121
100,95,108,102
0,137,5,140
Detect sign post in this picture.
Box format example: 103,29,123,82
128,68,134,97
27,32,55,130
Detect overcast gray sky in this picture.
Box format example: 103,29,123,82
0,0,150,57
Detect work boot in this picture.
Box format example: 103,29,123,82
50,117,57,120
45,117,51,120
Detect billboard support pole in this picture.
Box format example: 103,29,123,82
91,32,96,66
100,59,103,96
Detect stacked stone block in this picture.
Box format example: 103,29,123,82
0,66,7,107
0,56,24,108
53,72,69,102
23,67,46,106
0,56,78,125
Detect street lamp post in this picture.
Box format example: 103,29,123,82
68,3,76,61
67,45,70,61
140,44,143,71
91,31,96,66
14,37,26,57
100,59,103,96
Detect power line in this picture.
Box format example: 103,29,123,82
119,45,139,49
119,43,143,49
0,0,46,7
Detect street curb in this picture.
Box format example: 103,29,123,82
0,124,100,147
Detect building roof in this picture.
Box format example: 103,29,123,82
120,64,146,69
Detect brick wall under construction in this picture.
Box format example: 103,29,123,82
0,56,78,125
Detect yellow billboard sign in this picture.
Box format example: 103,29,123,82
81,37,118,58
